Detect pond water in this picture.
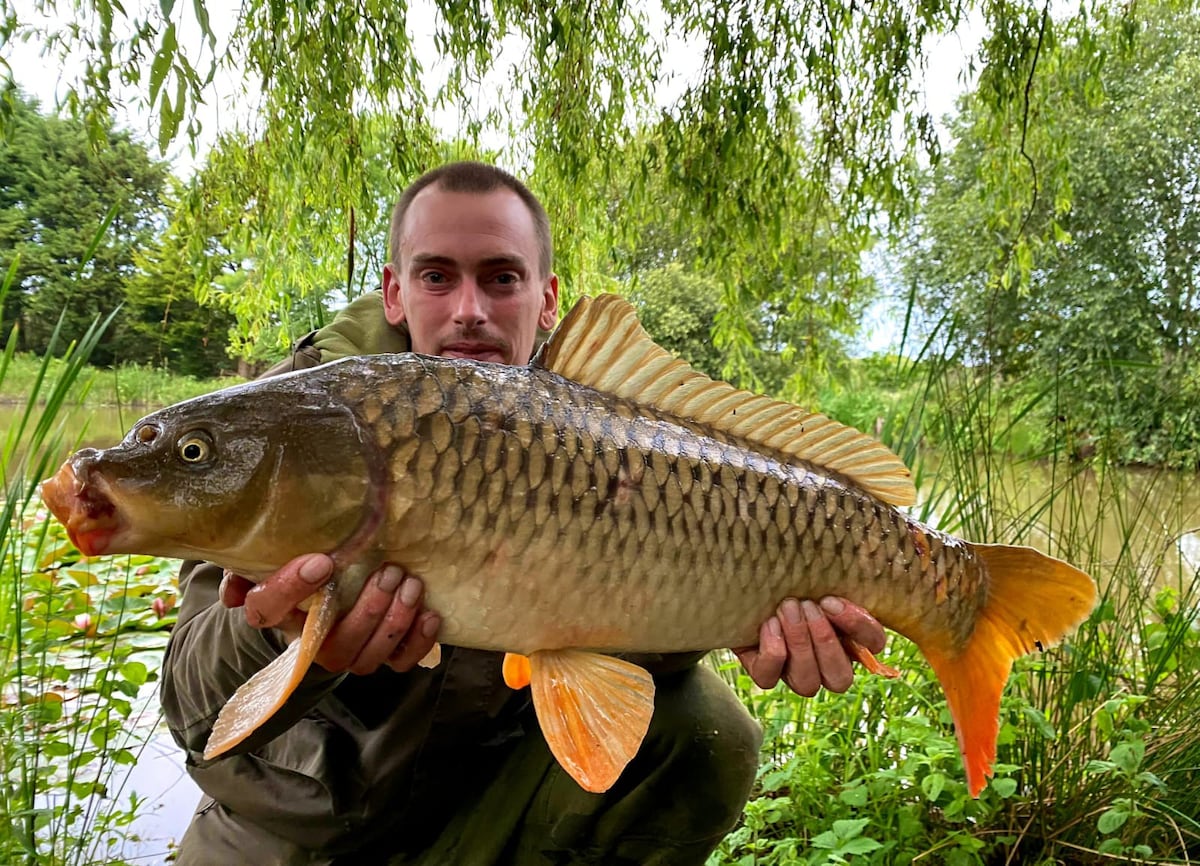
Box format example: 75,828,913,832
114,698,201,863
6,403,1199,862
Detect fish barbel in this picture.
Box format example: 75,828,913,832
40,294,1096,795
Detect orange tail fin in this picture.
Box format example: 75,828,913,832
922,544,1096,797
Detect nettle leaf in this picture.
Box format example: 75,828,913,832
988,777,1016,798
1097,807,1130,834
841,837,884,855
831,818,871,839
839,785,869,807
1110,741,1145,774
1021,706,1058,740
922,772,946,801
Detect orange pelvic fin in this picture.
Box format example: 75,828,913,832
502,652,532,689
922,544,1096,797
203,582,339,760
527,650,655,793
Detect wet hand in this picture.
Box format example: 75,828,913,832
733,597,886,697
219,553,441,675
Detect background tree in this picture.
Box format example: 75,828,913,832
9,0,1173,365
112,188,236,377
603,131,879,395
905,1,1200,466
0,94,169,365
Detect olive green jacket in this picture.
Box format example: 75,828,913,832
160,291,702,861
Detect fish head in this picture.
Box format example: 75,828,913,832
40,380,381,576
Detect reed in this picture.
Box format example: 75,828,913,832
1,270,176,865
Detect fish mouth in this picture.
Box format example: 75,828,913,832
40,458,122,557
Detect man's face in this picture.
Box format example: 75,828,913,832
382,186,559,366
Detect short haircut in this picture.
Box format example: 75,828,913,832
388,161,553,278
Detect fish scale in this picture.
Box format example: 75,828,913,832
361,358,985,657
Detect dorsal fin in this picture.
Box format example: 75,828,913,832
537,294,916,507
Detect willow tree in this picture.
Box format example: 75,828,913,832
906,0,1200,467
4,0,1193,370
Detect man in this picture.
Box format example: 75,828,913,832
161,161,887,865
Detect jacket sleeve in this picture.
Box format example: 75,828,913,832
160,559,346,761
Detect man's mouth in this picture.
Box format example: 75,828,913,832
441,342,507,363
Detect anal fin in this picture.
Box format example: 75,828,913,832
528,650,655,793
843,637,900,678
203,582,339,760
418,642,443,669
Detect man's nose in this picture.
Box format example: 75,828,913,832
453,281,487,327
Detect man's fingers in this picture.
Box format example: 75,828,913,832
243,553,334,628
800,600,854,693
219,571,254,609
386,611,442,673
344,574,425,675
777,599,823,697
733,617,787,690
818,596,887,654
317,566,411,672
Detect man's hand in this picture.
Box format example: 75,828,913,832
733,597,886,697
219,554,441,675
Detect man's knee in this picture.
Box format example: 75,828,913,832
638,662,763,830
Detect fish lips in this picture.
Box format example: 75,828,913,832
40,455,123,557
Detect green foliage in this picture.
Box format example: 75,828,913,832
0,286,175,863
625,266,726,380
13,0,1148,360
710,334,1200,863
0,95,170,367
907,0,1200,469
112,187,236,377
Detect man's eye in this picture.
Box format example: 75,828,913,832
494,273,519,285
422,272,447,284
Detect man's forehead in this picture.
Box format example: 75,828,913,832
402,186,533,237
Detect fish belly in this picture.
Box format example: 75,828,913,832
365,362,987,656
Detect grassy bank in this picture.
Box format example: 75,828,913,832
0,352,240,409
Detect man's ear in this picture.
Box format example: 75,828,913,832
382,263,406,326
539,274,560,331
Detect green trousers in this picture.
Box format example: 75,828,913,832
179,664,761,866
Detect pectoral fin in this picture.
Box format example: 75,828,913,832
527,650,655,794
203,582,339,760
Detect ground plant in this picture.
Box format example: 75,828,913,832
709,337,1200,864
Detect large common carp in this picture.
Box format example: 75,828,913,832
40,294,1096,796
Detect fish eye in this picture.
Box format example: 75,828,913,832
177,432,214,464
135,424,159,444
